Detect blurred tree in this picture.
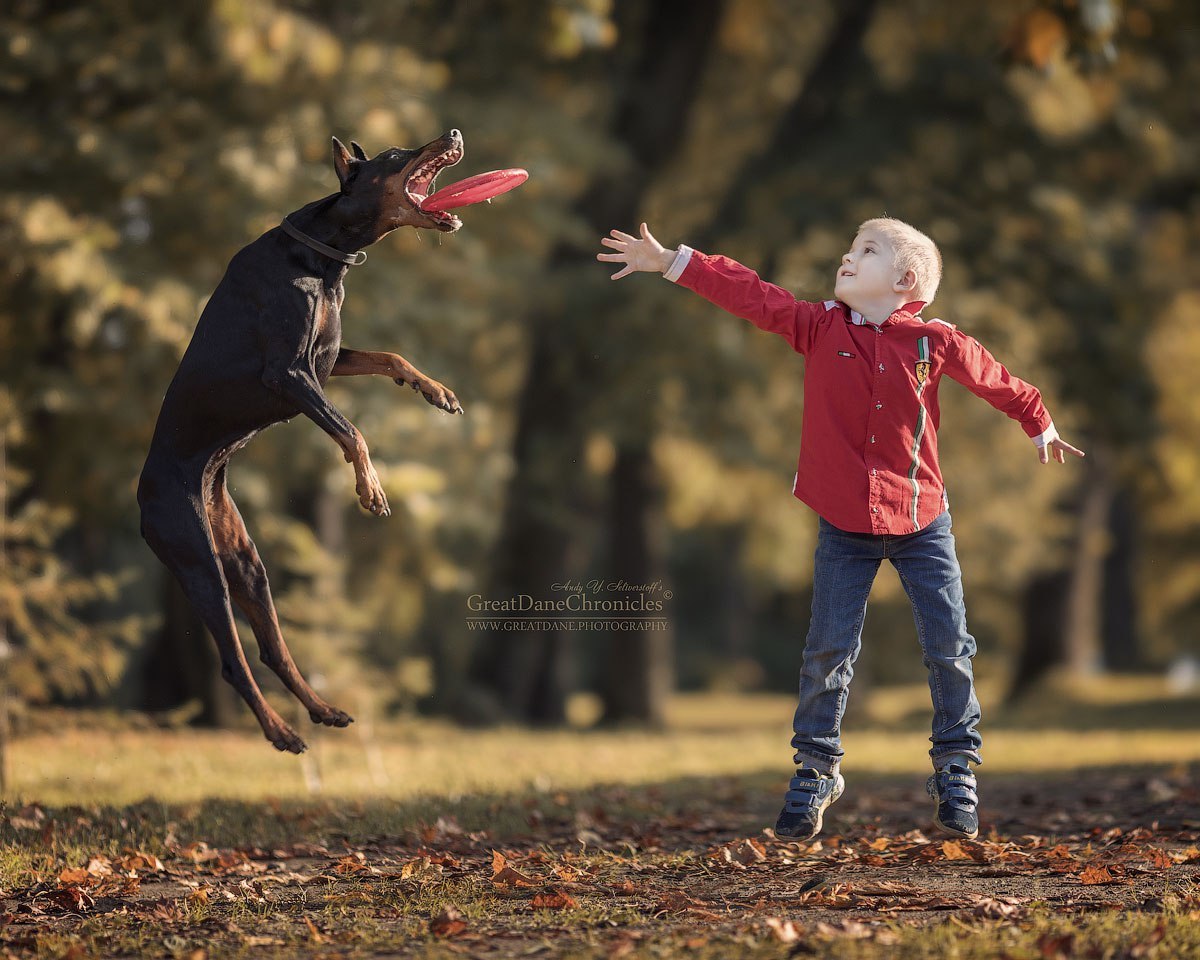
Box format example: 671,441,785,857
1,0,1197,729
464,0,724,726
0,392,142,705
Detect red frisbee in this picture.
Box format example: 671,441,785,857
419,168,528,212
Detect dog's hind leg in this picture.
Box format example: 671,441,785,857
138,471,308,753
207,467,353,729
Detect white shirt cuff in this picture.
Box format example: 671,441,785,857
662,245,693,283
1032,421,1058,448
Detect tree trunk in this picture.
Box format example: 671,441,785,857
1010,444,1132,698
1101,485,1140,670
462,0,724,725
599,443,673,726
1063,448,1115,675
138,572,239,726
1009,568,1070,700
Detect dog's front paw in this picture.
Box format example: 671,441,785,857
397,376,464,415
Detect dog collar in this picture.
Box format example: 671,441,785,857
280,218,367,266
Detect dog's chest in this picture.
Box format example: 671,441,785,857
312,286,344,379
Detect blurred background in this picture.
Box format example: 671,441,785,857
1,0,1197,774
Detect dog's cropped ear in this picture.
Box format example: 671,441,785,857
331,136,360,190
350,141,369,161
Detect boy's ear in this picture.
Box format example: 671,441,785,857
895,269,918,294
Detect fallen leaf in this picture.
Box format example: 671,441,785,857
9,805,46,831
531,889,578,910
334,853,370,875
180,842,219,863
941,840,971,861
651,892,722,920
1078,864,1117,885
974,896,1027,920
430,904,467,937
493,866,539,888
732,837,767,864
552,863,585,882
117,851,164,874
303,916,329,943
48,886,95,913
187,887,209,906
853,880,922,896
241,935,284,947
814,919,873,939
764,916,800,943
1036,931,1074,958
141,898,187,922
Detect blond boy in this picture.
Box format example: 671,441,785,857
597,219,1084,839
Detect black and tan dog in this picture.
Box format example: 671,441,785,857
138,131,467,753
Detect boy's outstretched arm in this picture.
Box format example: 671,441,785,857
596,223,824,356
941,327,1085,466
597,222,674,279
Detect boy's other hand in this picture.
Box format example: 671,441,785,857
597,222,674,280
1039,436,1086,464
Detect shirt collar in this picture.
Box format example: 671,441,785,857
845,300,927,327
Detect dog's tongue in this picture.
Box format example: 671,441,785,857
420,168,528,212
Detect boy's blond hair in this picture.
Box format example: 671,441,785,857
857,217,942,305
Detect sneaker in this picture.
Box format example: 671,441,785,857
926,763,979,839
773,767,845,840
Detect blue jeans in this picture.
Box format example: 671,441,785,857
791,509,983,776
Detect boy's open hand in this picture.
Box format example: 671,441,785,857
597,222,673,280
1040,436,1086,464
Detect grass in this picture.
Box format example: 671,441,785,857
6,674,1200,807
1,676,1198,959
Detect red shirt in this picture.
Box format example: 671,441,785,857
667,247,1054,535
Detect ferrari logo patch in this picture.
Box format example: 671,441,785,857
915,337,930,386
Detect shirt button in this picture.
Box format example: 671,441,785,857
878,363,885,373
870,435,876,443
872,507,878,512
872,468,878,476
876,402,883,409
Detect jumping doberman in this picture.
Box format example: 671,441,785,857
138,131,467,753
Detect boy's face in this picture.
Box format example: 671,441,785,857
834,229,906,309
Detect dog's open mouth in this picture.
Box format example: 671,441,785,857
405,142,463,231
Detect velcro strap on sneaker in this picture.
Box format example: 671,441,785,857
944,784,978,806
785,787,820,807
